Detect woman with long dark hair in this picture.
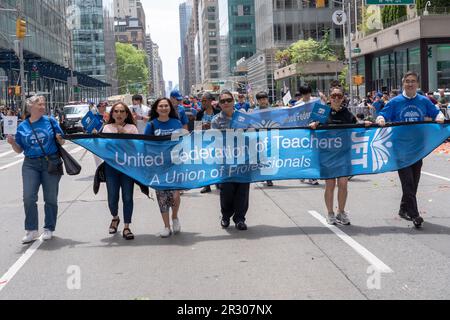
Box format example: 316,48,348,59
102,102,138,240
145,98,183,237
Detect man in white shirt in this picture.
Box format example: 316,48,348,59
130,94,150,134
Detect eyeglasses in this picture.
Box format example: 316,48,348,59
220,98,234,104
113,109,126,113
330,94,343,99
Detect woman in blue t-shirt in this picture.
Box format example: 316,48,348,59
145,98,183,238
7,95,65,244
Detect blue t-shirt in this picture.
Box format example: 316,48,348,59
379,94,440,122
15,116,64,158
144,118,183,136
234,102,250,112
177,105,189,126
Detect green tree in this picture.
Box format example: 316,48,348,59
115,43,149,95
275,31,337,66
381,5,407,27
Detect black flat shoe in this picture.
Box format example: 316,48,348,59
109,218,120,234
122,228,134,240
221,218,230,228
235,221,247,231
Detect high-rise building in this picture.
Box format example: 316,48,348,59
114,0,138,19
151,43,165,98
0,0,109,110
179,2,193,94
221,0,256,75
103,0,118,95
146,34,155,97
185,0,200,94
114,1,146,50
250,0,341,101
198,0,220,83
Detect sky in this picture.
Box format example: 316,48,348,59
142,0,182,89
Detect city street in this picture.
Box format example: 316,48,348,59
0,140,449,300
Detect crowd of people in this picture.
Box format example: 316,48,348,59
4,71,449,244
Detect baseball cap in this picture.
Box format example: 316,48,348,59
170,90,183,101
376,92,383,98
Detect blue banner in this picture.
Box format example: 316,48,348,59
67,122,450,190
231,99,318,129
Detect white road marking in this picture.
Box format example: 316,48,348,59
308,210,394,273
422,171,450,182
0,237,44,292
0,150,14,158
0,146,83,171
0,159,24,171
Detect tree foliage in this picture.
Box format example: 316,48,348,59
115,43,149,95
381,5,407,27
275,31,337,67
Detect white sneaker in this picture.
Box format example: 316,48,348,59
172,218,181,234
42,229,53,240
22,230,39,244
159,227,172,238
326,213,337,225
336,212,351,225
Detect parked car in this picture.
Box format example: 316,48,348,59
61,104,90,133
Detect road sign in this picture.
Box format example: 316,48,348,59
353,48,361,54
0,76,8,82
332,10,347,26
365,0,415,4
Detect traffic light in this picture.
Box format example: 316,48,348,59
316,0,325,8
16,18,26,39
15,85,21,96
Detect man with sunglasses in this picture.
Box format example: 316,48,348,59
376,71,445,228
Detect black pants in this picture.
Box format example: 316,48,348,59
220,182,250,223
398,160,423,219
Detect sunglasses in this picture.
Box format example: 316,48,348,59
330,94,343,99
113,109,126,113
220,98,234,104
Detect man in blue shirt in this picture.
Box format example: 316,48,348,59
169,90,189,130
371,92,385,116
376,71,445,228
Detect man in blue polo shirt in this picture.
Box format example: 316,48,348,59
234,93,250,112
169,90,189,130
376,71,445,228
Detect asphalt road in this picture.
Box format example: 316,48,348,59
0,140,449,300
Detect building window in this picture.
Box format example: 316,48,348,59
207,6,216,13
210,48,218,54
208,23,216,29
274,24,282,41
286,24,293,41
408,47,420,76
209,40,217,46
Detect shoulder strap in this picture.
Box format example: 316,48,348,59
28,118,48,158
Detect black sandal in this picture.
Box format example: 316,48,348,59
109,218,120,234
122,228,134,240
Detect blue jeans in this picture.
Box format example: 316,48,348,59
104,163,134,224
22,155,62,232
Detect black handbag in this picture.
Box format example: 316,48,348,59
28,119,64,176
49,119,82,175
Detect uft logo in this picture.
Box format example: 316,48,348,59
351,128,393,171
251,120,280,129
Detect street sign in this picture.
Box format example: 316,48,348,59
365,0,415,4
0,76,8,82
353,48,361,54
332,10,347,26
